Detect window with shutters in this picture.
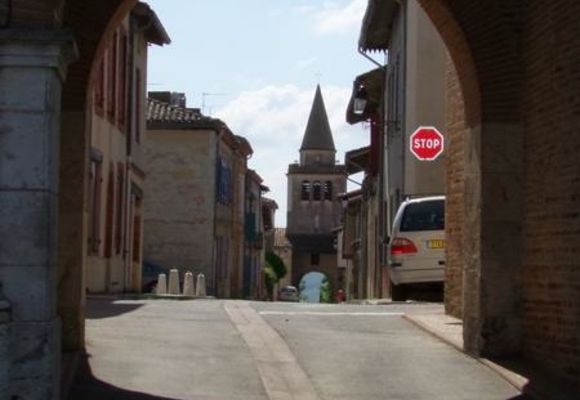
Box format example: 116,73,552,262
132,208,142,263
117,28,127,130
94,57,105,115
104,166,115,258
115,163,124,255
135,68,142,143
217,157,232,204
106,33,117,122
88,151,103,255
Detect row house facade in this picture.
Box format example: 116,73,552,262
86,3,170,293
144,93,270,299
340,0,447,300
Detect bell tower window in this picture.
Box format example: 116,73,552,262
313,181,322,201
324,181,333,201
301,180,311,200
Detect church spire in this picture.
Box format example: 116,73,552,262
300,85,336,152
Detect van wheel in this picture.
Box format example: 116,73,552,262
391,283,407,301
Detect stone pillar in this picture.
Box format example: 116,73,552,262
58,110,88,353
0,30,76,399
462,123,524,358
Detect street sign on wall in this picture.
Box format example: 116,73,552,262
409,126,444,161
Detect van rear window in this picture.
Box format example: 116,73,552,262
400,200,444,232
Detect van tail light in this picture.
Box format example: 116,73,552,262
390,238,417,256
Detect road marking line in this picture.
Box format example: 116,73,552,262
225,302,321,400
258,311,405,316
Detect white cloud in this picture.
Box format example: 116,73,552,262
313,0,366,36
291,57,318,72
215,84,368,227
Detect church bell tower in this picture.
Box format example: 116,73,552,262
286,85,346,290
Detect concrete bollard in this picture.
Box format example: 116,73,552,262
156,273,167,295
168,268,181,295
195,273,206,297
183,272,195,296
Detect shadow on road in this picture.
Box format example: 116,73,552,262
69,355,179,400
488,356,579,400
85,298,144,319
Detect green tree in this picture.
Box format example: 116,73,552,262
263,252,287,301
263,263,277,300
319,276,332,303
265,251,287,281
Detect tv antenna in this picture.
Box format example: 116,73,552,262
201,92,227,115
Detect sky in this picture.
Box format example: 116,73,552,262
146,0,376,227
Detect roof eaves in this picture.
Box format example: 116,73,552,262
134,2,171,46
358,0,399,52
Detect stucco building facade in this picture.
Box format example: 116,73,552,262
144,94,253,297
85,3,169,294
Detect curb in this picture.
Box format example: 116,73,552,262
87,294,216,301
403,314,529,394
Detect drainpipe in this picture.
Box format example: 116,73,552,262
122,16,137,291
211,128,224,296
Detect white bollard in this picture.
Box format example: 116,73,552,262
168,268,181,295
156,273,167,295
183,272,195,296
195,273,206,297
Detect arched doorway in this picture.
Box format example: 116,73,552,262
299,271,332,303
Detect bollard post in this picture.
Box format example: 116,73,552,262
156,273,167,295
195,273,206,297
183,272,195,296
168,268,181,295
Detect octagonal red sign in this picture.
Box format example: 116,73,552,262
410,126,444,161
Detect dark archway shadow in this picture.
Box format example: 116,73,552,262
69,354,180,400
85,298,145,319
486,356,579,400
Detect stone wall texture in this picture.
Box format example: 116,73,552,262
520,0,580,383
443,58,466,319
143,130,216,286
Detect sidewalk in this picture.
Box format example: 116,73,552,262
404,312,579,400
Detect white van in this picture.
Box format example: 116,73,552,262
388,196,445,300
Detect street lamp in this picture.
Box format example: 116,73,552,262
353,86,368,115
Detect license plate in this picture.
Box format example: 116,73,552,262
427,239,445,249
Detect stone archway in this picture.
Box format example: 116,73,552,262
0,1,137,397
414,0,525,358
58,0,137,354
298,270,332,303
414,0,580,386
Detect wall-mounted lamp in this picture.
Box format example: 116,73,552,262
353,86,368,115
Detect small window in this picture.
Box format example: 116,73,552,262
400,200,445,232
311,253,320,266
301,180,311,200
313,181,321,201
324,181,333,201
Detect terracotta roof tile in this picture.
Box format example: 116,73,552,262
147,97,203,123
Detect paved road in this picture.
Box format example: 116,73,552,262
70,299,522,400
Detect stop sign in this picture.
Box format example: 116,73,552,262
410,126,444,161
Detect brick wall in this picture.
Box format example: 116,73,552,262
444,57,466,319
521,0,580,384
